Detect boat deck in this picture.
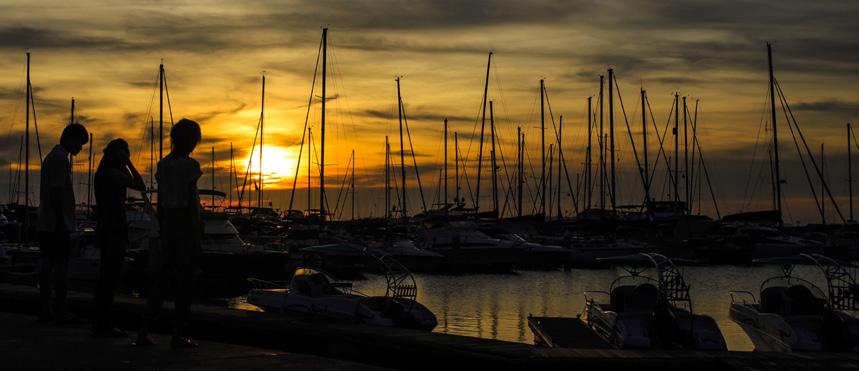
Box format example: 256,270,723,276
527,315,611,349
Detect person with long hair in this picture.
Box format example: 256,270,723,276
134,118,203,349
91,138,144,336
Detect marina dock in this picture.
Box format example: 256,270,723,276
527,316,611,349
1,283,858,370
0,311,388,371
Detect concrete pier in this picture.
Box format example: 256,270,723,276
1,312,388,371
1,283,858,370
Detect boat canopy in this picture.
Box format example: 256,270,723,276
598,253,693,312
753,253,858,311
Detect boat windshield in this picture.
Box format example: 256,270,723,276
290,268,352,297
759,276,827,315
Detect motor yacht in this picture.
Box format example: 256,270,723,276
581,253,726,350
248,255,437,331
729,254,859,352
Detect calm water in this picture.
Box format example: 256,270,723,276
349,265,832,351
235,265,831,351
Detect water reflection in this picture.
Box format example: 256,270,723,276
345,265,829,351
230,265,832,351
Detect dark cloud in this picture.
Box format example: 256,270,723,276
0,87,24,100
791,100,859,116
194,102,249,123
360,108,472,123
0,86,44,101
250,0,585,31
390,150,433,158
0,131,26,160
0,27,130,50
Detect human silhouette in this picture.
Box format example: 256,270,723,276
91,139,145,337
134,118,202,349
36,123,88,323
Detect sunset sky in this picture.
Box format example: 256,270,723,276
1,0,858,223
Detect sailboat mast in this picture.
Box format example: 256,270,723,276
587,96,593,208
540,79,546,216
69,98,74,202
683,96,689,212
767,43,783,223
691,100,699,211
320,27,328,224
548,144,554,216
351,149,355,221
443,118,448,205
159,63,164,160
396,77,407,217
385,136,390,218
14,136,22,205
608,68,616,210
642,89,650,205
849,122,854,222
455,132,460,205
476,52,492,214
149,118,154,190
674,92,680,202
87,133,93,217
557,116,563,220
259,75,265,209
229,143,234,208
768,148,776,210
517,126,523,217
24,52,30,242
490,101,498,215
211,146,216,207
598,75,605,210
308,127,312,211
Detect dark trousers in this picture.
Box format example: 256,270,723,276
141,208,200,337
92,228,127,331
39,231,70,316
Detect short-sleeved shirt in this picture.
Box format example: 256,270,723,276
37,145,75,232
94,166,132,230
156,153,202,209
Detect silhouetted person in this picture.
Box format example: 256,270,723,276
37,123,88,323
134,118,202,349
91,139,145,337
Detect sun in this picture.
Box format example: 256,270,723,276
242,145,300,190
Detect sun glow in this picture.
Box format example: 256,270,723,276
241,145,300,190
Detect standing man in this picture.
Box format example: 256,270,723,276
134,118,202,349
37,123,88,323
91,139,145,336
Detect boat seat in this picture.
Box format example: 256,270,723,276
293,279,312,296
760,286,786,314
783,285,824,316
628,283,659,312
610,285,636,312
